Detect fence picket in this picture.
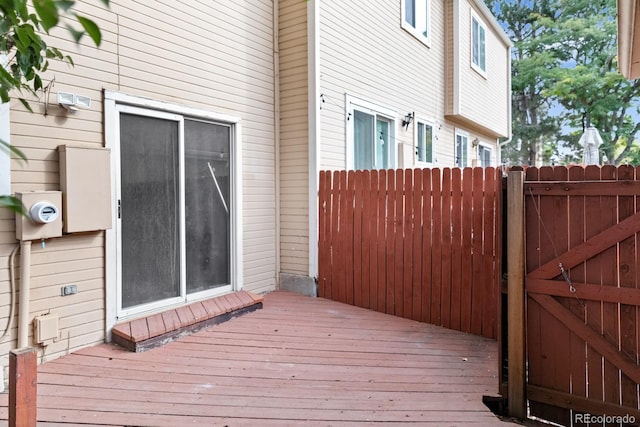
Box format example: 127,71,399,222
441,168,453,329
617,165,638,411
412,169,424,322
461,168,474,333
394,169,405,317
376,170,387,313
471,167,484,336
421,169,433,324
403,169,414,319
450,168,463,331
431,168,443,325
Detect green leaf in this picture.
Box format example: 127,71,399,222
76,15,101,46
0,138,27,163
18,98,33,113
0,196,28,216
33,0,60,32
64,23,83,42
33,74,42,91
55,0,76,12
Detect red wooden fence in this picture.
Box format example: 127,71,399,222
522,165,640,425
318,167,503,339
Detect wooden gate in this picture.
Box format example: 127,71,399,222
523,166,640,425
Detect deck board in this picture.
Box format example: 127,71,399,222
0,291,510,425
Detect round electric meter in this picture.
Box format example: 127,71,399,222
29,201,59,224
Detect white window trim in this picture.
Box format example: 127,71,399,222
478,141,494,167
104,90,243,337
345,94,397,170
455,129,470,168
401,0,432,47
470,12,487,77
414,116,436,167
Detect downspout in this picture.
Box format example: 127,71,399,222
273,0,281,285
307,0,320,282
498,44,513,167
18,241,32,348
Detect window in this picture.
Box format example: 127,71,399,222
402,0,431,45
347,96,396,170
415,120,434,166
471,15,486,73
455,132,469,167
478,144,493,167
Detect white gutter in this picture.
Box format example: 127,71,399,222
273,0,281,285
308,0,320,280
617,0,636,79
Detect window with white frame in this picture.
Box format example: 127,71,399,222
478,144,493,167
471,15,486,74
415,119,434,166
402,0,431,45
455,131,469,167
347,97,396,170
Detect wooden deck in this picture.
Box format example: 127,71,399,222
0,291,510,426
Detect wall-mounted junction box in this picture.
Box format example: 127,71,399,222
58,145,112,233
15,191,63,241
33,313,59,345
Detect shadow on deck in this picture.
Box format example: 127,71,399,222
1,291,514,426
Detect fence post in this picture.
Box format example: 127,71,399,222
9,347,37,427
507,171,526,420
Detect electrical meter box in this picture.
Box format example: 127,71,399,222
15,191,63,241
58,145,112,233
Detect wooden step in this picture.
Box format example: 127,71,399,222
111,291,263,352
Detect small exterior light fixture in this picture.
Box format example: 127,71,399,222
402,112,414,130
472,137,480,147
56,91,92,113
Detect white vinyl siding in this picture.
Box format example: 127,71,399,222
1,0,277,372
445,0,511,139
318,0,446,170
279,0,309,276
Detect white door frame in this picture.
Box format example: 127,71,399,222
104,91,243,338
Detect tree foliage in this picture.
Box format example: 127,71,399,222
488,0,640,165
1,0,109,213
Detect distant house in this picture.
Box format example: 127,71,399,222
278,0,511,294
0,0,510,385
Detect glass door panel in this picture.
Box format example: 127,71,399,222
184,119,231,293
354,110,375,170
119,113,181,308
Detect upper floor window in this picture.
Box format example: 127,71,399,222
347,96,396,170
415,120,434,166
455,131,469,167
471,15,486,74
402,0,431,46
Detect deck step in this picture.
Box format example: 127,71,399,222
111,291,263,352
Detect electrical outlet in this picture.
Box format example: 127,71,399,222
61,284,77,296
